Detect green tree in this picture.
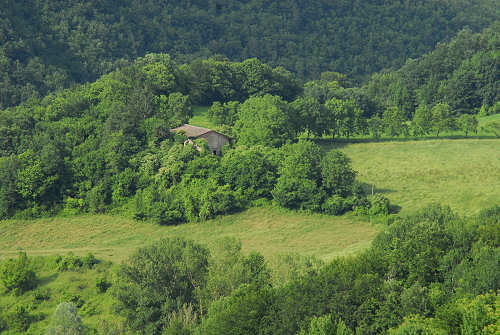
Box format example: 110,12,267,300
46,302,86,335
0,156,19,218
431,103,455,136
299,315,353,335
217,146,278,200
272,141,324,210
324,98,364,138
208,101,239,126
412,105,433,136
320,150,356,197
115,238,210,335
382,106,408,137
197,238,271,314
234,95,296,147
457,114,478,136
195,284,273,335
0,252,37,294
368,115,384,138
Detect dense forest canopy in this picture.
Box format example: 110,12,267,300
364,23,500,118
1,0,500,108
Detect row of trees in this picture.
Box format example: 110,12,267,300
209,95,485,143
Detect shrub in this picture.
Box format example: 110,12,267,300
46,302,86,335
56,253,83,272
369,194,391,216
350,197,371,216
0,314,5,332
0,252,37,294
61,292,85,308
82,253,99,269
96,278,112,293
6,305,32,332
322,195,347,215
33,288,51,301
55,253,99,271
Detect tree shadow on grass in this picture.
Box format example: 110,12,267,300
359,182,395,195
37,272,59,286
389,204,402,214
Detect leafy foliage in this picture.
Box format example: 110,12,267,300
0,252,37,294
1,0,498,108
115,238,210,335
46,302,86,335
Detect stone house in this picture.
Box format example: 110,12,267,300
170,124,230,155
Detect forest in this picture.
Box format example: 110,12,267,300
1,1,500,334
1,0,500,108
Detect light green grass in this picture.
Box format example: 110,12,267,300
0,207,379,263
337,138,500,215
189,105,216,129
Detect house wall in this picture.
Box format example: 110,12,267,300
199,132,230,155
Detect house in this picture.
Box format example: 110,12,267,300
170,124,230,155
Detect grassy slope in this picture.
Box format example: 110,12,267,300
337,138,500,215
0,260,122,334
0,207,378,263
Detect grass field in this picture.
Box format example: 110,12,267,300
0,207,379,263
189,105,216,129
336,138,500,215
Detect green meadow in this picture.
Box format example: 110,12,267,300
0,207,378,263
338,138,500,216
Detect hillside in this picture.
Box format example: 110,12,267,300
0,207,378,263
1,0,499,108
363,23,500,117
338,138,500,215
2,138,499,262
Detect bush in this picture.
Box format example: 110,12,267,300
56,253,83,271
61,292,85,308
6,305,32,332
33,288,51,301
0,315,5,332
56,253,99,271
0,252,37,294
82,253,99,269
322,195,347,215
96,278,112,293
369,194,391,216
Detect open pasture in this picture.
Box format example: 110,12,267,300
337,138,500,215
0,207,379,263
